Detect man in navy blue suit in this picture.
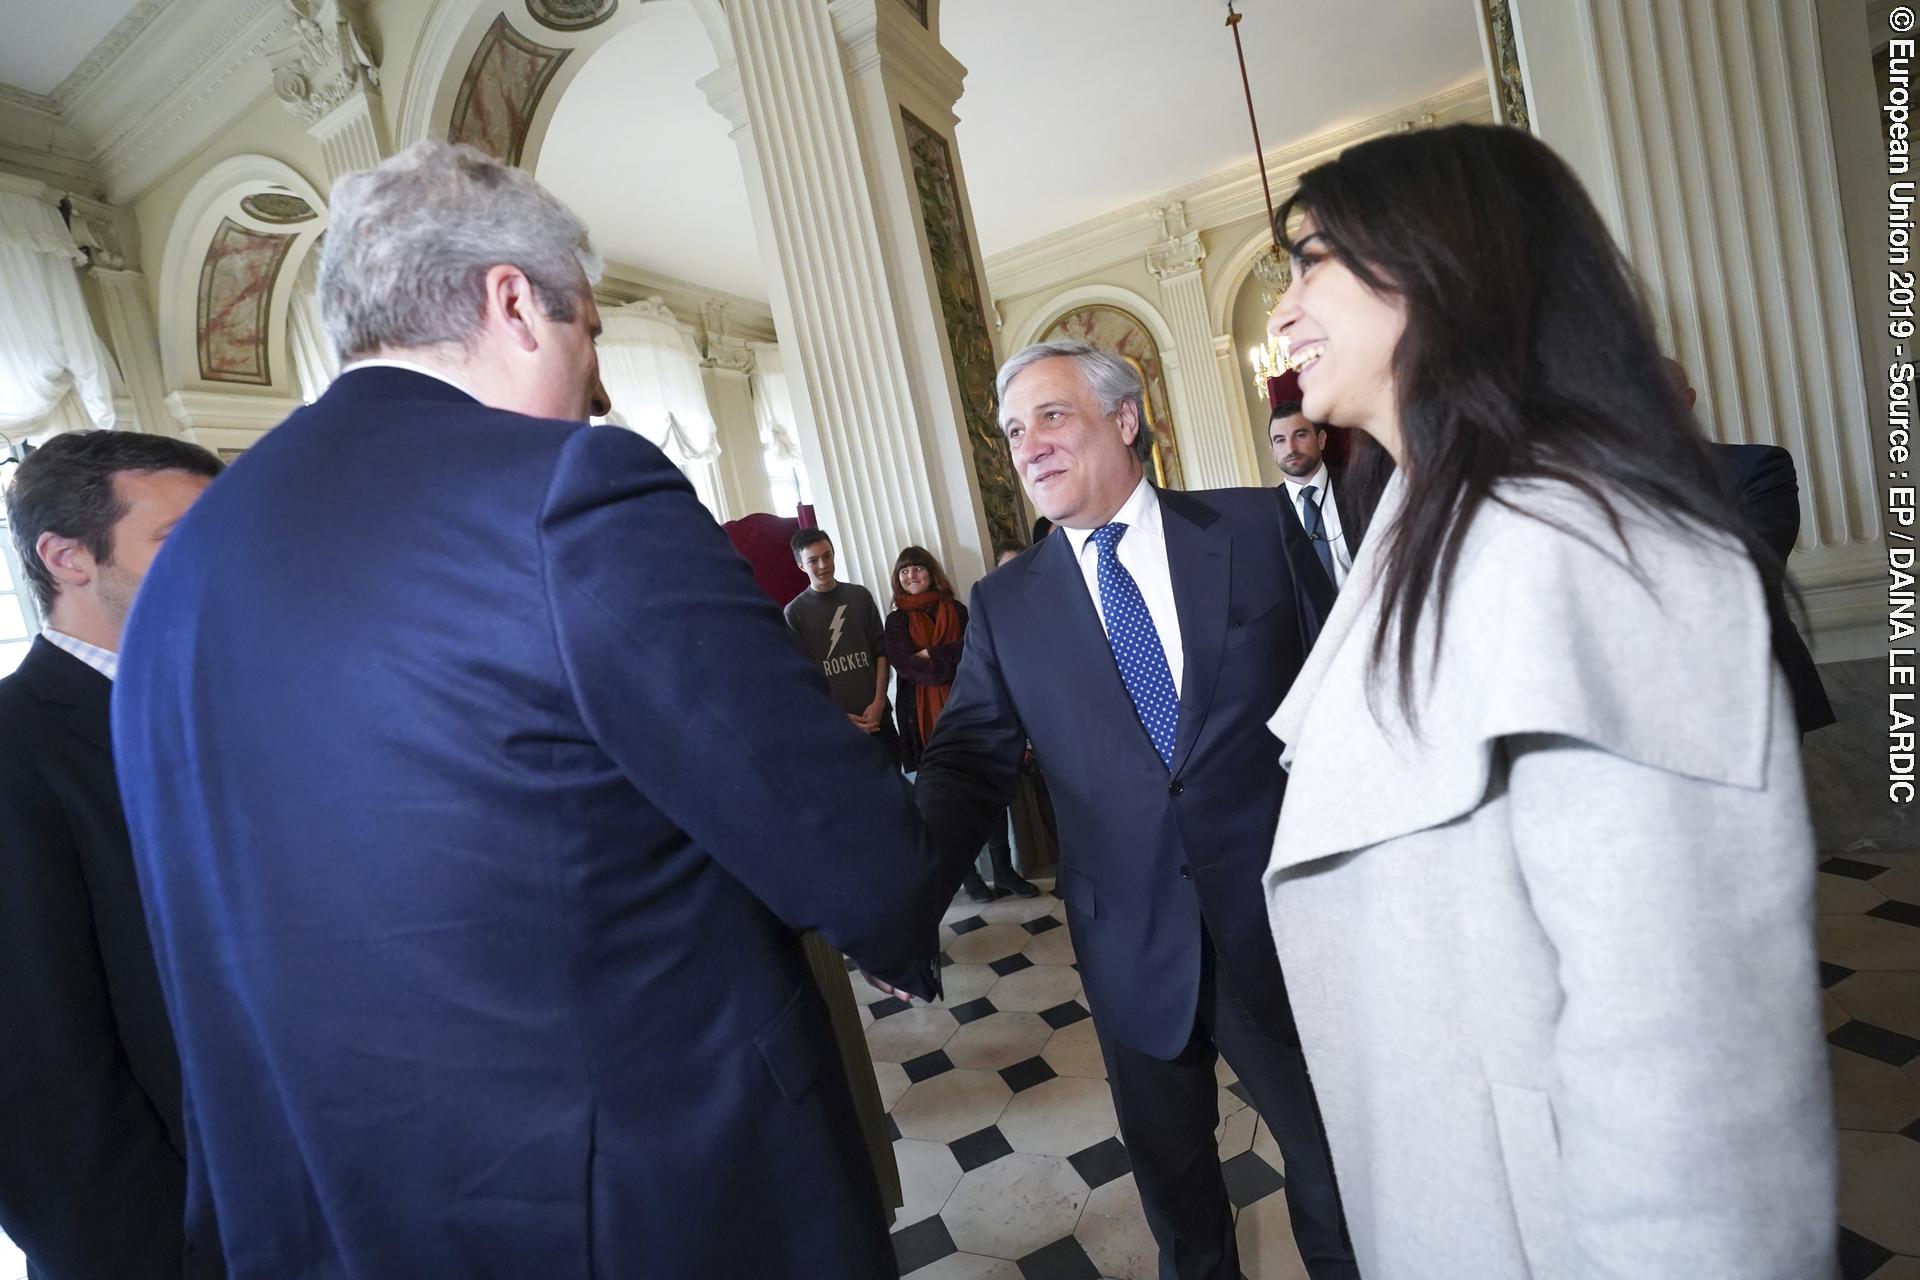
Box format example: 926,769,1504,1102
915,342,1358,1280
114,140,948,1279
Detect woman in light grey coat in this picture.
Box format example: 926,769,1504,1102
1261,125,1835,1279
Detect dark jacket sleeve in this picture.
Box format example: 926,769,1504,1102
1713,445,1836,734
0,727,187,1278
913,585,1027,873
1718,444,1801,564
538,426,945,996
885,602,968,688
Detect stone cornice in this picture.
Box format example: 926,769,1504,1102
0,0,297,203
985,79,1490,301
595,259,779,346
0,0,177,116
831,0,966,126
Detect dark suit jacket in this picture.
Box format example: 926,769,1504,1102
112,367,948,1279
0,636,189,1280
1284,463,1374,590
915,487,1333,1059
1325,462,1369,564
1712,444,1837,734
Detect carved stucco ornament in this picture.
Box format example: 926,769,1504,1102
271,0,381,124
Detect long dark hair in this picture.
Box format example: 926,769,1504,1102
1277,124,1760,719
892,545,955,605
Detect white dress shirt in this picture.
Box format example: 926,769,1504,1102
43,628,118,682
340,358,481,402
1062,476,1185,697
1283,464,1351,589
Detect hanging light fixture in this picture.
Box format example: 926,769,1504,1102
1226,2,1298,401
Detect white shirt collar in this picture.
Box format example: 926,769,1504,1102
1282,463,1331,497
1063,474,1161,560
339,358,481,403
42,628,118,682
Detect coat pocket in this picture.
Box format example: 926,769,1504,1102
1489,1081,1566,1279
755,981,826,1103
1056,862,1098,919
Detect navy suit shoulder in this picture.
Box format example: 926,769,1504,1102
114,368,941,1278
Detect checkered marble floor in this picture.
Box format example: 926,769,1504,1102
855,879,1308,1280
3,855,1912,1278
1817,851,1920,1280
856,854,1920,1280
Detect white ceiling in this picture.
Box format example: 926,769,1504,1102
534,3,766,300
535,0,1483,304
947,0,1485,256
7,0,1482,301
0,0,145,97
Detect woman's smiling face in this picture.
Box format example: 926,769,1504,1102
1267,214,1409,459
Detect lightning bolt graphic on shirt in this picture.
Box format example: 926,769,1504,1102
828,604,847,655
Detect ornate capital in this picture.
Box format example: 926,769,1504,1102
271,0,381,125
1146,203,1204,281
704,333,756,376
69,210,130,271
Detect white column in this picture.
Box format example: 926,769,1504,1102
1148,203,1243,489
704,0,1016,590
830,0,1019,582
702,336,777,518
701,24,944,592
87,267,184,438
1508,0,1882,654
1213,333,1266,487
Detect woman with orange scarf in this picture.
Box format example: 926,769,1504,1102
883,546,966,773
885,546,1038,902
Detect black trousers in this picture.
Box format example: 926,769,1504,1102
1095,932,1358,1280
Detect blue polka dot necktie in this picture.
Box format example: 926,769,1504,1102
1090,522,1179,770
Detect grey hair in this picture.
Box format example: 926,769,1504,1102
318,140,604,360
995,339,1152,464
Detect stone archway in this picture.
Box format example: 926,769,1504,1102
154,155,329,448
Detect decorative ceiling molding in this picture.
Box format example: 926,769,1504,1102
91,0,294,197
0,0,301,202
984,79,1491,303
526,0,618,33
596,259,778,346
0,0,179,117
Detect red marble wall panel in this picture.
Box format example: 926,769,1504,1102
196,216,297,386
448,14,571,166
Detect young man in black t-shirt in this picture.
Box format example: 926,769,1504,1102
783,528,897,762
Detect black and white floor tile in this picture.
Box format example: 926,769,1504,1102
1818,852,1920,1279
2,856,1912,1280
858,880,1308,1280
860,856,1920,1280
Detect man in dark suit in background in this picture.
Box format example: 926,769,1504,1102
915,341,1357,1280
1665,359,1836,734
113,140,949,1279
1267,374,1369,593
0,430,221,1279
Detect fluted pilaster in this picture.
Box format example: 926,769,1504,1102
1213,333,1265,487
703,0,957,589
310,86,389,182
88,267,182,438
1510,0,1881,649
